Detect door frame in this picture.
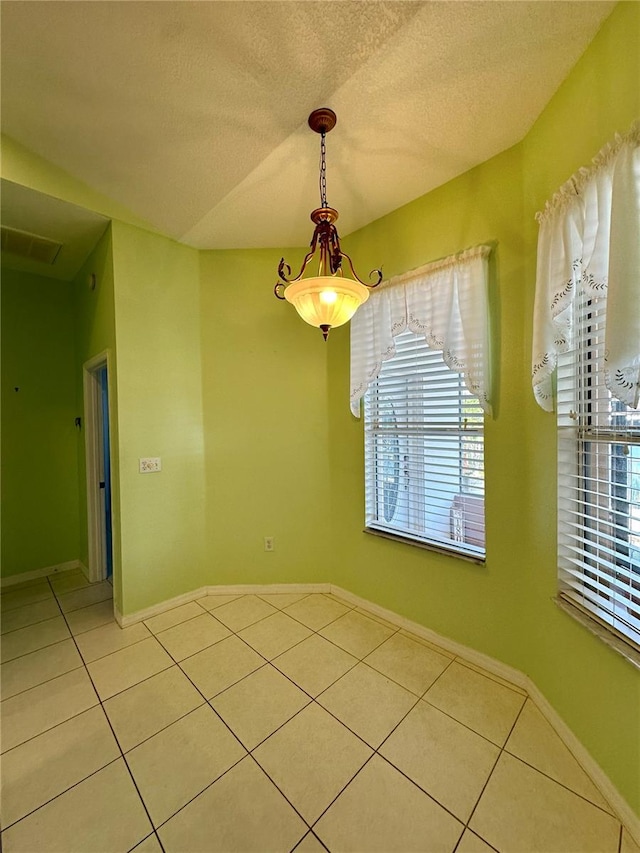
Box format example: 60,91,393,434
83,350,113,584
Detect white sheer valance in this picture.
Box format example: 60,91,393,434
350,245,492,417
532,122,640,411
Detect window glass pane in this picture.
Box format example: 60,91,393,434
364,329,485,558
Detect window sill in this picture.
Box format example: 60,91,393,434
364,527,485,566
554,596,640,671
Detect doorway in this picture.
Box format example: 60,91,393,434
83,352,113,584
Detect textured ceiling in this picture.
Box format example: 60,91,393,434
1,1,614,250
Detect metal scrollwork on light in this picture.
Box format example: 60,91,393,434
273,108,383,339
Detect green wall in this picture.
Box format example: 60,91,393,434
110,221,207,614
1,269,80,576
198,248,332,587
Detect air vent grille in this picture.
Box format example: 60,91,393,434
1,226,62,264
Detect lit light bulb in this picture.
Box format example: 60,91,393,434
320,290,338,304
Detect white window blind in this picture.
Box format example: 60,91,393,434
558,293,640,650
364,328,485,558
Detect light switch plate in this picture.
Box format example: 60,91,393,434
139,457,161,473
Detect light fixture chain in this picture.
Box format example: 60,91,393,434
319,130,328,208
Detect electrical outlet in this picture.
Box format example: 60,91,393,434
264,536,274,552
139,457,161,473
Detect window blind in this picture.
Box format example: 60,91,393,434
365,328,485,558
557,293,640,649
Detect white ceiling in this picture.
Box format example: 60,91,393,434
1,1,614,252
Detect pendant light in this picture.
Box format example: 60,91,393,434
274,108,382,340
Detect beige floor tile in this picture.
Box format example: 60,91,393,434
180,633,265,699
293,832,327,852
238,610,312,659
365,631,453,695
87,636,173,700
318,662,417,748
425,661,525,746
380,699,499,822
0,706,120,827
65,599,115,635
257,592,310,609
104,665,204,752
131,834,164,853
211,595,277,631
455,829,496,852
399,628,455,659
1,616,70,662
1,638,82,699
76,620,151,663
470,752,620,853
211,663,309,749
49,569,90,595
253,702,372,823
273,633,358,697
1,598,60,635
127,704,246,826
1,581,53,612
461,659,528,695
155,612,230,661
1,758,152,853
319,610,396,659
284,594,350,630
196,593,241,611
144,600,205,634
314,754,463,852
354,606,396,628
506,699,612,811
1,667,98,752
622,829,640,853
56,581,113,613
159,756,307,853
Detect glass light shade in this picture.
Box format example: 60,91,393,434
283,275,370,329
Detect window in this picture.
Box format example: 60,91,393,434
364,328,485,559
532,123,639,654
558,294,640,649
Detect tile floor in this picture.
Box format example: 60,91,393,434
1,570,637,853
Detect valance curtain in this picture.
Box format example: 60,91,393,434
532,122,640,411
350,245,492,417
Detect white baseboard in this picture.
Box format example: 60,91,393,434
331,584,528,690
115,586,210,627
1,560,82,588
114,580,638,841
115,582,332,628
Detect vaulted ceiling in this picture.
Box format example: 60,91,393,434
1,1,614,251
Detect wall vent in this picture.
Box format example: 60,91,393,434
1,226,63,264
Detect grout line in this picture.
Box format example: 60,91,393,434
501,748,622,819
463,693,527,832
1,755,124,832
46,577,162,851
452,656,528,697
1,645,85,701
